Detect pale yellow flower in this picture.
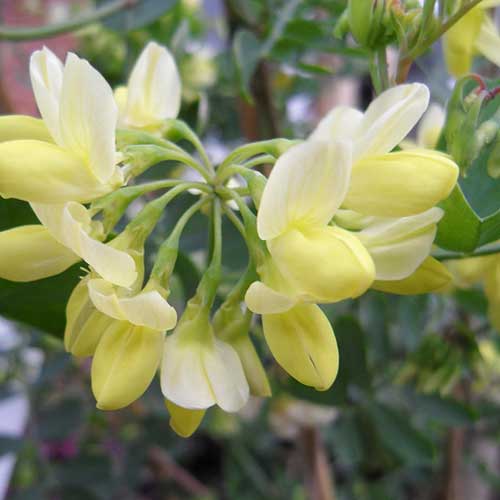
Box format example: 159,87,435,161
443,1,500,77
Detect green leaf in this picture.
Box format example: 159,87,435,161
436,185,481,252
409,392,477,426
0,265,81,337
232,29,262,101
363,400,435,465
38,397,86,440
101,0,177,31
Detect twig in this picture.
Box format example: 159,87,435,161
0,0,137,41
148,445,212,497
299,427,336,500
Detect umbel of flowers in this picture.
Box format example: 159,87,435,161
0,43,459,437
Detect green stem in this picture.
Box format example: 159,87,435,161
409,0,484,59
377,46,390,90
369,51,383,95
151,197,210,282
125,182,206,237
222,204,246,240
123,145,211,182
217,155,276,184
0,0,133,41
164,120,213,174
434,243,500,261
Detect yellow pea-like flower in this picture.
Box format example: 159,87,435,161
161,308,249,412
84,269,177,410
117,42,181,130
443,2,500,78
0,225,78,282
257,139,375,304
0,48,123,204
311,84,458,218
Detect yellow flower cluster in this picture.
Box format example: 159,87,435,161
0,42,462,437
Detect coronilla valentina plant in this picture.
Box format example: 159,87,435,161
0,13,498,438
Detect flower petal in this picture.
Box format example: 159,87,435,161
125,42,181,128
161,316,249,412
257,140,352,240
262,304,338,390
268,225,375,303
203,338,250,412
165,400,205,438
0,225,79,282
30,47,64,144
91,322,164,410
245,281,296,314
372,257,452,295
309,106,363,143
32,202,137,287
443,6,484,77
87,278,177,331
355,83,429,159
358,208,443,280
474,15,500,68
416,104,445,149
0,140,111,203
59,53,118,183
344,149,458,217
0,115,52,143
65,278,113,357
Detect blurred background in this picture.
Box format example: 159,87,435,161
1,0,500,499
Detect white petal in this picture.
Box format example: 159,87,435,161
59,53,118,183
88,278,177,331
309,106,364,143
126,42,181,127
357,207,443,280
161,327,249,412
161,334,217,410
203,339,249,412
31,202,136,287
245,281,296,314
475,16,500,68
416,103,446,149
30,47,64,144
356,83,429,160
257,140,352,240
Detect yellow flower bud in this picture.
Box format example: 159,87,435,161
0,225,78,282
262,304,338,391
344,150,458,217
165,400,205,438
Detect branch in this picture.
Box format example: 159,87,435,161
435,243,500,261
0,0,137,41
148,445,212,497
